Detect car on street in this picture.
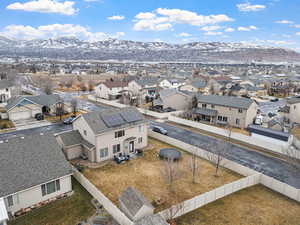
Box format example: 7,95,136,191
63,115,76,125
152,126,168,135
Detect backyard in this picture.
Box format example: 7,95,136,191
8,178,95,225
176,185,300,225
83,138,242,212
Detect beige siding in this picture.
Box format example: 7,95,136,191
4,175,72,215
288,103,300,124
73,116,96,146
162,94,190,110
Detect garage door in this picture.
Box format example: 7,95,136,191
9,110,32,121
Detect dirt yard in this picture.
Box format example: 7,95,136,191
83,138,242,212
176,185,300,225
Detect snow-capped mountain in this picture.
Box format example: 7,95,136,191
0,36,299,62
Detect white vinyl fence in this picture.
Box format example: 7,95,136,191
168,115,300,159
159,174,261,220
73,169,134,225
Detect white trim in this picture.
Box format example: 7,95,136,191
0,198,8,222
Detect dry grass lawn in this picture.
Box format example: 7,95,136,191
176,185,300,225
292,127,300,139
84,138,242,212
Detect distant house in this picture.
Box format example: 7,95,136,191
154,89,191,111
95,79,128,100
280,97,300,125
180,79,207,93
5,94,62,121
128,77,160,99
159,78,185,89
119,187,154,221
194,95,258,129
0,133,73,223
0,80,15,106
59,107,148,162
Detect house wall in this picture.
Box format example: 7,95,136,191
64,145,83,160
8,104,42,121
128,81,142,95
288,102,300,124
95,84,127,100
94,123,148,162
245,102,258,128
3,175,72,215
73,117,96,146
0,88,11,104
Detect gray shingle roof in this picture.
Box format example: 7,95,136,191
58,130,95,149
248,125,290,141
287,97,300,105
0,80,13,89
119,187,153,218
136,77,159,87
197,95,254,109
80,107,146,135
134,214,168,225
0,133,73,197
189,79,207,89
5,94,61,111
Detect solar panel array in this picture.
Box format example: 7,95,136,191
120,110,143,123
102,113,126,127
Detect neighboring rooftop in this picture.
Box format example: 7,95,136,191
0,79,13,89
135,77,159,87
248,125,290,142
197,95,254,109
79,107,146,135
287,96,300,105
0,133,73,197
58,130,95,149
119,186,154,219
5,94,61,111
101,79,128,88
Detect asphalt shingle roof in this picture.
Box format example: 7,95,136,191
136,77,159,87
5,94,61,111
58,130,95,149
0,80,13,89
119,187,153,218
0,133,73,197
197,95,254,109
80,107,146,135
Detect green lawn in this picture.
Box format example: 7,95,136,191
9,178,95,225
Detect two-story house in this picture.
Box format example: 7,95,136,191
128,77,160,99
95,79,128,100
58,107,148,162
193,95,258,129
280,97,300,125
179,79,208,93
0,133,73,223
0,80,14,106
159,78,185,89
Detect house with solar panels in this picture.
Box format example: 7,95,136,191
57,107,148,162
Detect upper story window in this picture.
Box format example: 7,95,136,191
83,130,87,136
5,88,8,92
41,180,60,196
202,104,207,108
238,109,243,113
211,104,215,108
115,130,125,138
138,125,143,132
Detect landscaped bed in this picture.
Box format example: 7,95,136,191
176,185,300,225
0,119,14,130
83,138,242,212
8,178,95,225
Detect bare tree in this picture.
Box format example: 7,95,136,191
42,77,54,95
88,79,95,92
161,157,180,186
64,77,74,89
190,147,200,184
165,197,185,225
71,98,78,116
55,99,65,121
207,141,228,177
282,144,300,171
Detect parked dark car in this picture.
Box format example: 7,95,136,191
63,116,76,125
270,98,279,102
114,154,130,164
164,107,176,112
35,113,44,121
152,126,168,135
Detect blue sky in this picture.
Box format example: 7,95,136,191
0,0,300,50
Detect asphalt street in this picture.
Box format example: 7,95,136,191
151,122,300,189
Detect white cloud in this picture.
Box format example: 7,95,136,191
0,24,123,41
200,25,222,31
296,32,300,36
133,8,233,31
204,31,223,36
225,27,235,32
107,15,125,20
135,12,156,20
237,2,266,12
291,24,300,28
238,25,258,31
178,32,191,37
275,20,294,24
6,0,78,15
84,0,101,2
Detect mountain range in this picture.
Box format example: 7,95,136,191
0,36,300,63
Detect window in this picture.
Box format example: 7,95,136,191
218,116,222,121
115,130,125,138
5,88,8,92
83,130,87,136
113,144,121,154
7,195,13,207
238,109,243,113
138,125,143,132
138,137,143,143
211,104,215,108
236,119,240,125
100,148,108,158
218,116,228,122
202,104,207,108
294,105,297,110
41,180,60,196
